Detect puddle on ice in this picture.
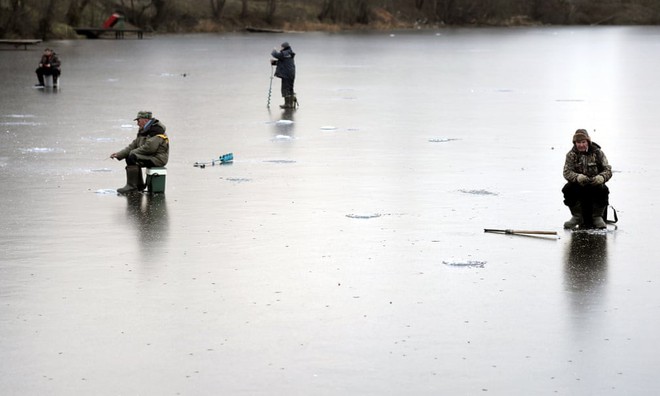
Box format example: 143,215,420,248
223,177,252,183
95,189,117,195
320,126,337,131
1,121,43,126
458,189,498,196
1,114,38,126
571,228,616,235
346,213,382,219
82,136,117,142
428,138,459,143
89,168,113,173
275,120,293,125
442,260,487,268
159,73,188,78
263,159,296,164
272,135,294,141
20,147,66,154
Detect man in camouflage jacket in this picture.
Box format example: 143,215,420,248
562,129,612,229
111,111,169,194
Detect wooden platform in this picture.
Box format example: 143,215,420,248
74,28,144,39
0,39,42,50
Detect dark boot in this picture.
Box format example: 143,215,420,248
563,203,583,229
592,205,607,229
36,74,45,87
280,96,292,109
117,165,144,195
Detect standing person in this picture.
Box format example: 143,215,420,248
35,48,61,87
271,42,297,109
562,129,612,229
110,111,169,194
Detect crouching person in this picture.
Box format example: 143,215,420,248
562,129,612,229
111,111,169,194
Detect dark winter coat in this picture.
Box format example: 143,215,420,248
271,46,296,80
115,119,169,167
39,53,61,70
563,142,612,183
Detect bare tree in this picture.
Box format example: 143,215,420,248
266,0,276,23
65,0,92,27
1,0,25,36
37,0,58,39
210,0,226,20
318,0,371,24
240,0,248,19
150,0,168,30
116,0,153,28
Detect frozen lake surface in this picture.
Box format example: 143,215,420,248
2,27,660,394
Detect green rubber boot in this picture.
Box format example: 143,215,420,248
563,203,582,229
592,205,607,229
117,165,144,195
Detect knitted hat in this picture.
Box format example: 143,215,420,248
134,111,153,120
572,129,591,143
281,42,290,49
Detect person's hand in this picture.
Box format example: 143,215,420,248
576,174,589,185
591,175,604,185
110,153,117,159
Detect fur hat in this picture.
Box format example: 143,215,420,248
572,129,591,143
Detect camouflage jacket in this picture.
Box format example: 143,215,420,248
115,119,169,167
563,142,612,183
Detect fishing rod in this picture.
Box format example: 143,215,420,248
484,229,558,236
193,152,233,168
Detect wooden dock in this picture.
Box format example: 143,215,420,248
0,39,43,50
74,28,144,39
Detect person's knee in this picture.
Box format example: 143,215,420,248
126,153,138,165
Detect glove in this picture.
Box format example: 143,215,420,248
591,175,605,185
576,174,589,185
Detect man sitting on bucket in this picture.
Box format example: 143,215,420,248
562,129,612,229
110,111,169,194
